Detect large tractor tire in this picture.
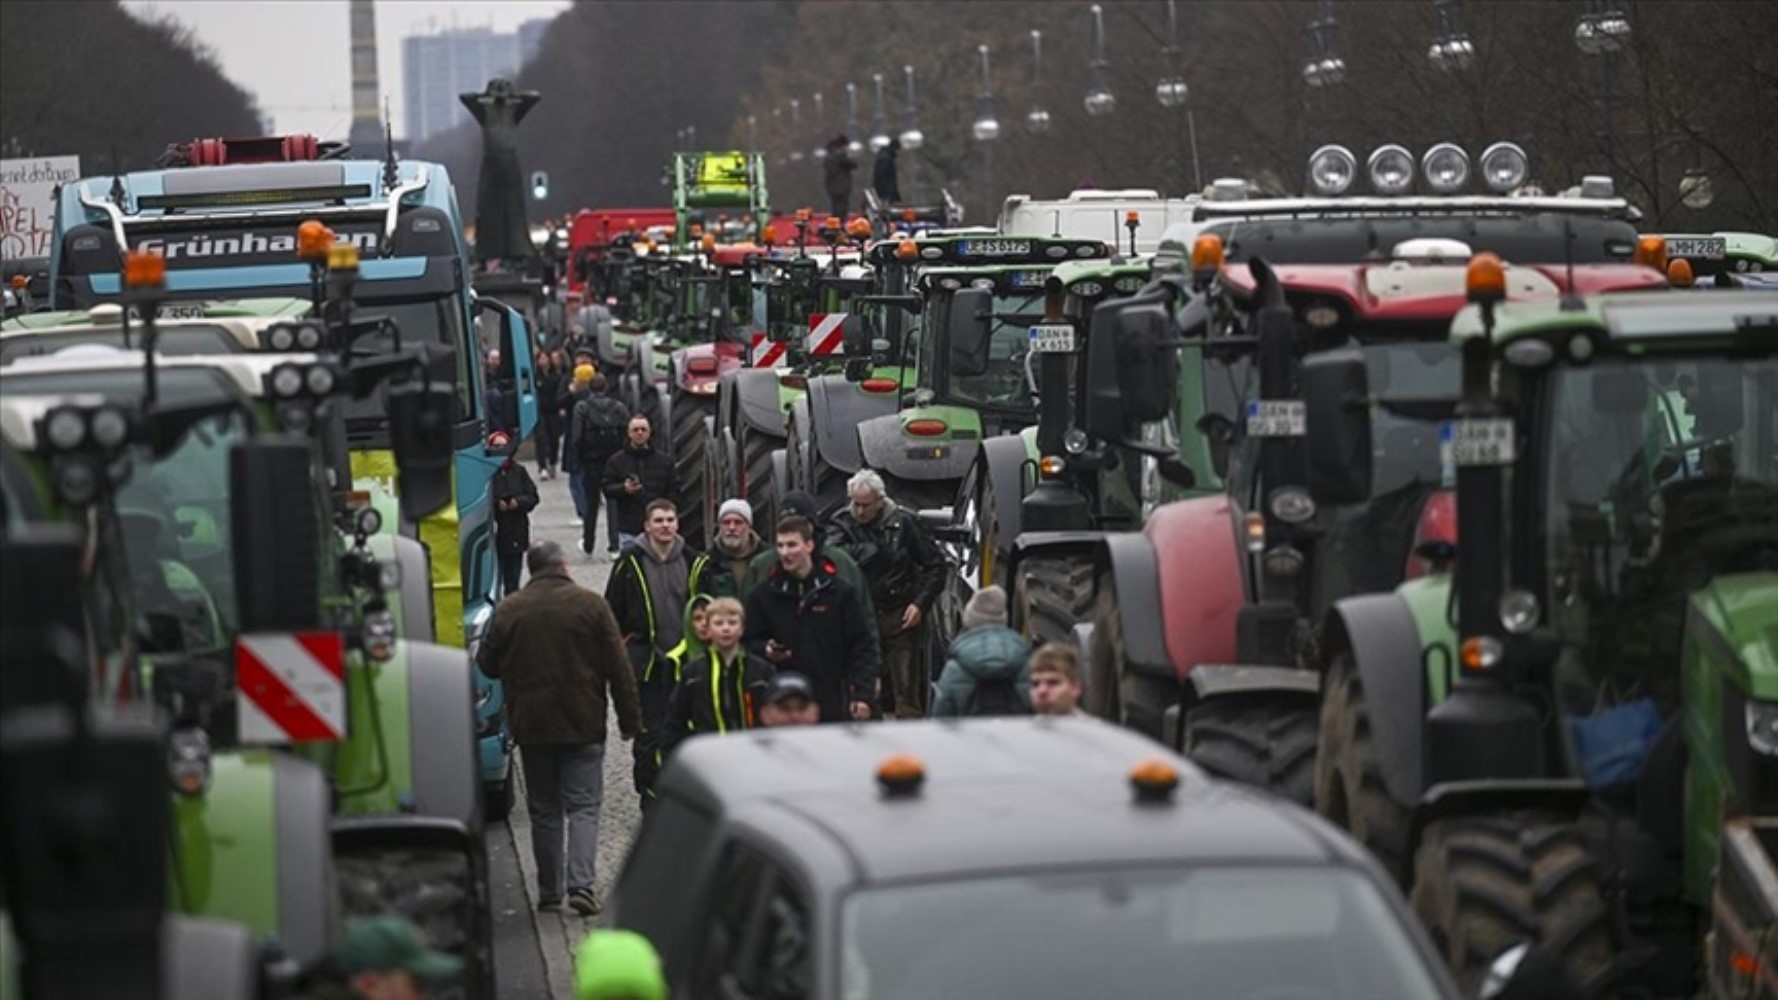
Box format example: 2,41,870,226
1411,814,1616,996
671,394,715,548
1016,555,1097,647
1182,697,1317,807
1086,571,1174,740
1314,652,1413,884
739,424,783,535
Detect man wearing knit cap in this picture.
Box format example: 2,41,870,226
694,497,763,598
931,585,1033,717
738,491,872,618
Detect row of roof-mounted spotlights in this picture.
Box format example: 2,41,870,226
1307,142,1529,196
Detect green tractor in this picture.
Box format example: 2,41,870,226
1302,267,1776,992
1,294,494,992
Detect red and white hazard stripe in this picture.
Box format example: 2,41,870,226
236,632,347,744
806,312,847,356
750,332,788,368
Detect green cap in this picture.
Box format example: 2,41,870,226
574,929,666,1000
338,915,464,982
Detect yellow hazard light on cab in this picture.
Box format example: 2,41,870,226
297,220,335,261
896,238,918,261
1191,234,1224,275
123,250,166,289
1129,758,1180,804
1460,636,1504,672
1125,210,1141,225
1667,257,1694,288
1633,235,1668,273
794,207,812,223
877,753,925,796
327,244,361,272
8,274,26,291
1466,251,1507,304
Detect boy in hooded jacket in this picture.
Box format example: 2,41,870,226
658,598,768,760
931,586,1032,716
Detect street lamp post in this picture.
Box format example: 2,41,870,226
1428,0,1475,72
974,44,999,210
845,83,864,157
1302,0,1346,87
1154,0,1198,191
1085,4,1116,116
812,92,827,163
1575,0,1631,171
870,74,891,153
1027,30,1051,133
789,99,804,164
899,66,924,150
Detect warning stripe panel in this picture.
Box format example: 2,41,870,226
806,312,847,356
236,631,347,744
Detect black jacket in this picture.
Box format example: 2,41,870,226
872,146,900,202
561,384,592,474
823,147,856,199
742,560,879,721
491,462,539,555
824,501,946,612
536,366,566,416
658,647,770,759
605,542,707,684
601,443,676,535
574,393,631,464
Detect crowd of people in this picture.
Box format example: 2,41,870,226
476,400,1087,922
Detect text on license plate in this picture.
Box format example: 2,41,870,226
127,303,206,321
1440,418,1516,467
1664,237,1726,260
1246,400,1306,437
1029,324,1076,352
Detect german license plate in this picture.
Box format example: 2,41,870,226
958,239,1030,258
1664,236,1725,260
126,303,206,321
1029,324,1076,353
1440,418,1516,467
1246,400,1306,437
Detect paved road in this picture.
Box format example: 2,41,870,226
485,464,643,999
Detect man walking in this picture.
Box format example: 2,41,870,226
738,491,872,614
573,374,631,555
489,431,539,597
823,134,856,220
825,469,946,718
601,414,675,553
605,499,701,804
744,515,878,724
561,364,596,527
477,542,639,917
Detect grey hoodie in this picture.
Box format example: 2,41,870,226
636,535,689,652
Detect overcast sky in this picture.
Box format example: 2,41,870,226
121,0,570,141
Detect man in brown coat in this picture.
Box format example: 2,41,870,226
477,540,641,917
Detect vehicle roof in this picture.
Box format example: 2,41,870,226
63,159,447,219
0,346,314,408
1452,289,1778,349
1217,261,1666,322
2,298,309,332
662,718,1360,884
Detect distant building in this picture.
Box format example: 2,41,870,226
403,20,553,144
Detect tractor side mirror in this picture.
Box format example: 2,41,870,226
387,382,457,523
1156,455,1197,488
1303,349,1372,506
1084,296,1180,445
840,313,870,355
945,288,993,378
230,438,324,632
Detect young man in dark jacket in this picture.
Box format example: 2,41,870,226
743,514,879,724
477,541,640,916
600,414,675,552
573,376,631,555
738,491,873,619
824,469,946,718
489,431,539,597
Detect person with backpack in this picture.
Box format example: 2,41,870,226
573,375,630,555
931,586,1032,717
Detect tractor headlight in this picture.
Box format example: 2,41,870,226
1268,487,1316,524
1367,144,1415,195
167,727,212,797
265,323,299,352
276,401,313,433
1748,702,1778,757
1498,589,1541,635
270,364,305,399
1421,143,1471,193
294,323,324,351
53,458,99,506
1063,428,1090,455
362,608,397,662
1308,144,1357,196
1479,142,1529,194
304,364,336,397
45,408,87,451
377,560,401,591
89,407,130,449
355,506,383,537
1262,545,1305,577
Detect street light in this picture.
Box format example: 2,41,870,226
870,73,891,153
789,98,804,163
1428,0,1475,72
748,115,758,154
1574,1,1631,168
1155,0,1188,107
899,65,924,150
1027,30,1051,133
812,92,827,161
973,44,1000,142
1084,4,1116,116
845,83,864,156
1302,0,1346,87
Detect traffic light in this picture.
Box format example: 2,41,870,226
530,170,549,201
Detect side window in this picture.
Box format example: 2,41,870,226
693,843,772,997
744,873,812,1000
611,793,718,958
695,848,813,1000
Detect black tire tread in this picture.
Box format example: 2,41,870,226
1411,813,1616,995
1314,652,1413,884
1017,556,1097,647
740,426,782,535
671,393,713,548
1183,697,1317,807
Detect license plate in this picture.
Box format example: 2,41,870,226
125,303,206,321
1246,400,1306,437
1440,419,1516,467
1029,323,1076,353
958,239,1030,258
1664,236,1725,260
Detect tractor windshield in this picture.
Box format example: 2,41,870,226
1541,354,1778,704
343,295,470,432
943,292,1043,410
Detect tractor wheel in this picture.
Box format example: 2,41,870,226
976,468,1008,590
338,846,490,998
1315,651,1412,885
671,394,715,548
739,425,782,535
1411,814,1616,996
1182,696,1317,807
1086,570,1173,739
1016,555,1097,647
